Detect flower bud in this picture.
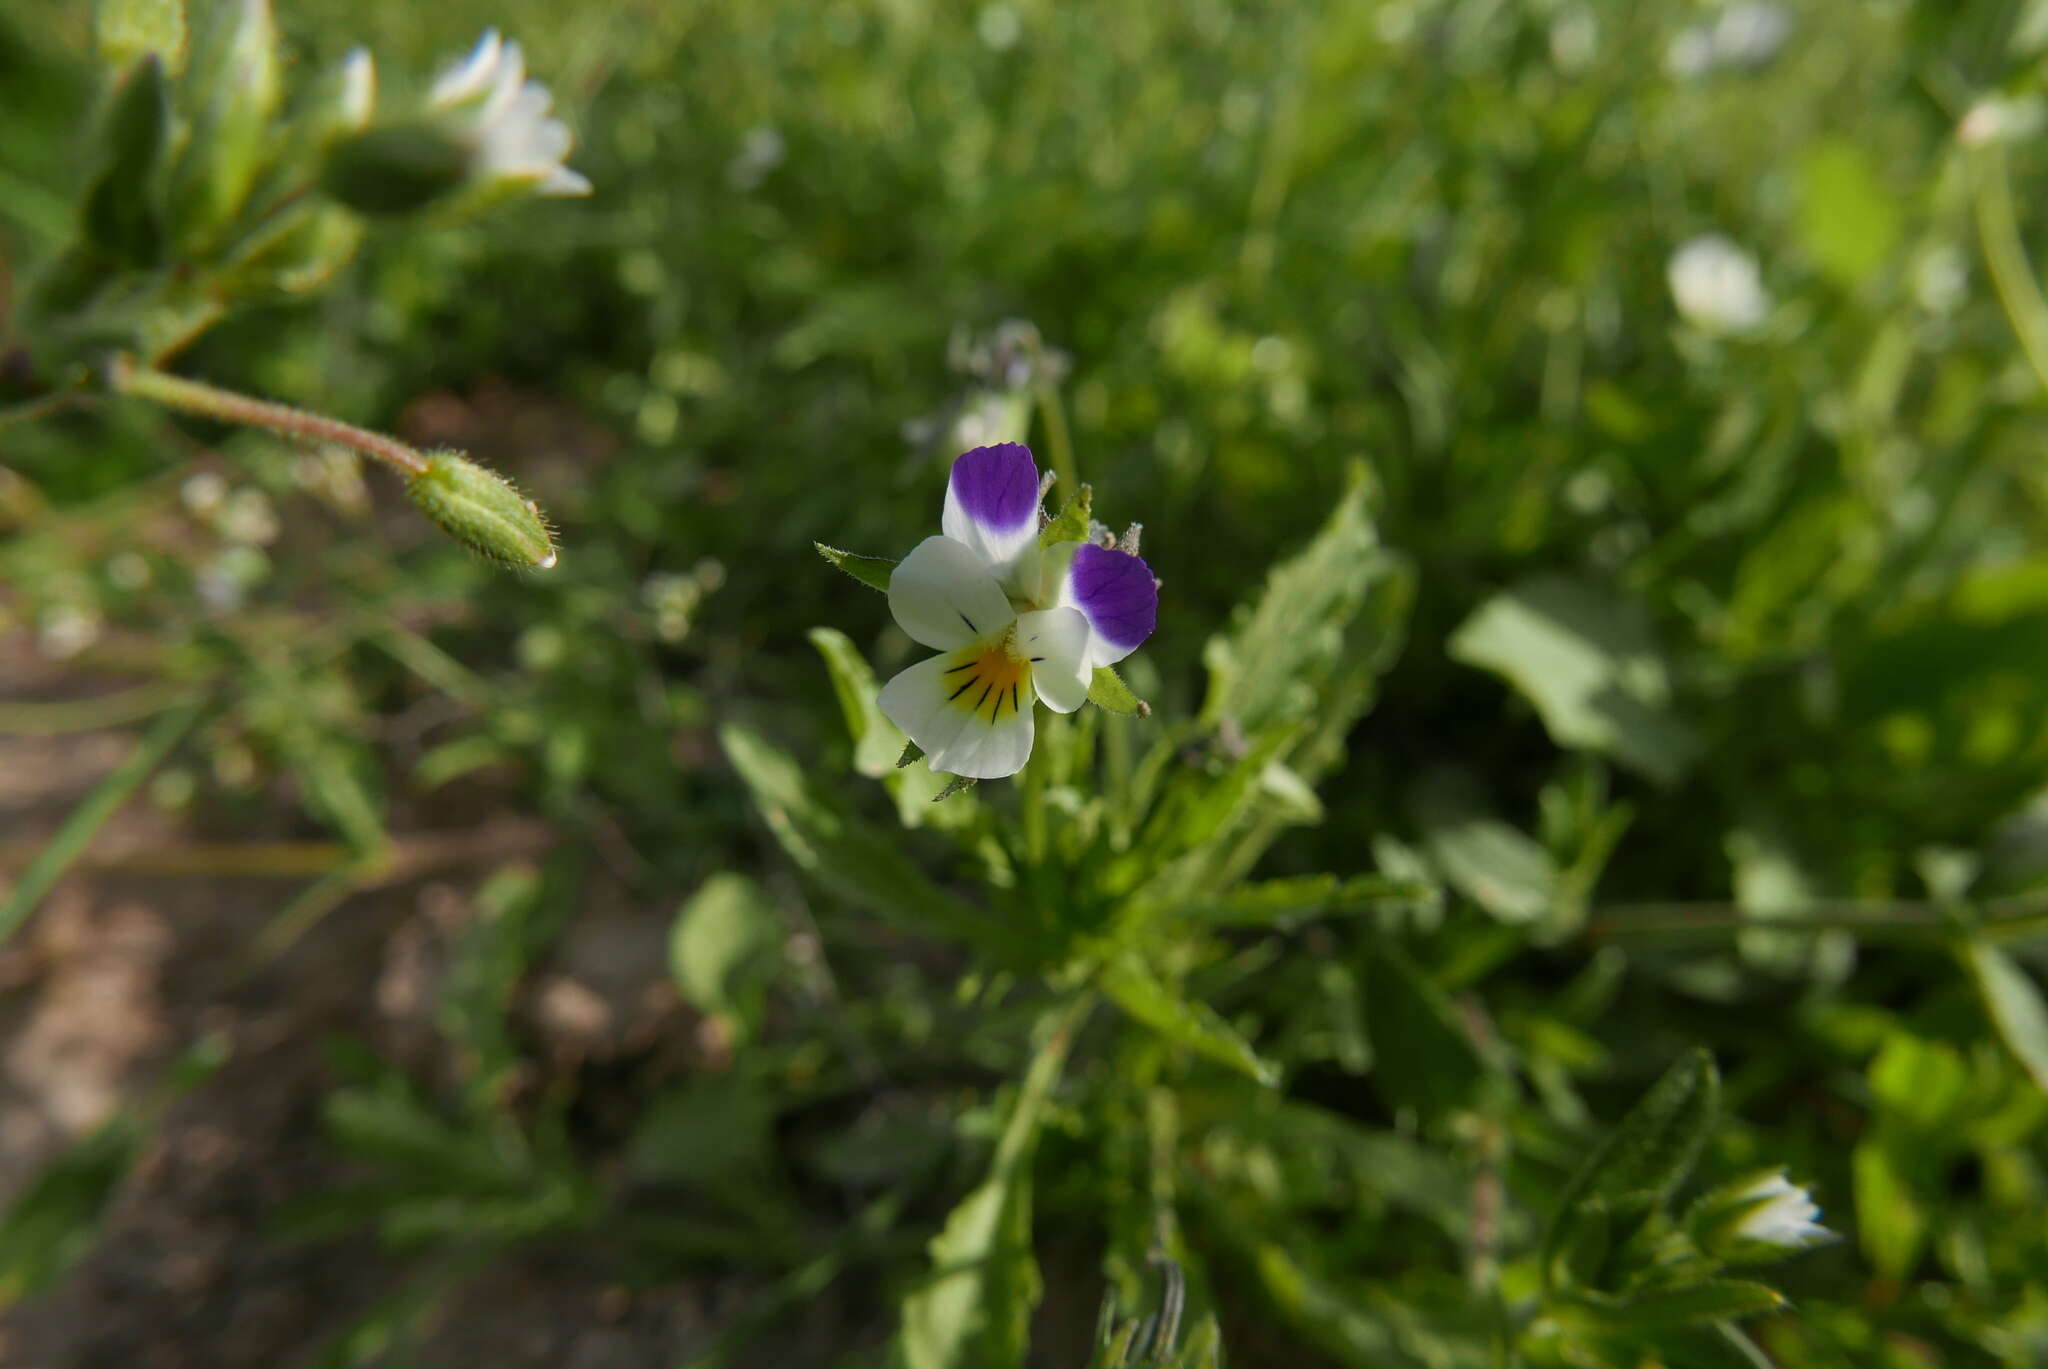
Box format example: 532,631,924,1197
319,31,589,218
406,451,557,570
1688,1169,1833,1264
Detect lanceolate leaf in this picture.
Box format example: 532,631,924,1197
1961,939,2048,1093
815,542,897,593
1101,961,1279,1086
1200,462,1396,737
719,724,998,953
1543,1049,1720,1288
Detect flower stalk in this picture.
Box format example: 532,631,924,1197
108,355,428,476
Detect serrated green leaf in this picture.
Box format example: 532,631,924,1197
1101,961,1278,1086
1448,574,1701,788
1089,664,1150,717
816,542,896,593
719,724,998,953
1585,1048,1720,1207
1544,1049,1720,1289
1041,484,1092,546
1962,939,2048,1093
1201,462,1393,736
670,873,781,1042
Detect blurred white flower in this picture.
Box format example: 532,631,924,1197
181,470,229,516
1668,234,1770,334
1712,2,1791,69
1666,2,1791,79
1915,246,1968,316
1958,94,2047,147
726,125,786,192
106,551,152,591
430,30,590,197
37,605,101,660
217,487,280,545
339,47,377,129
1730,1171,1831,1249
1549,8,1599,75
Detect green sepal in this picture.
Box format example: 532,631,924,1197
1040,482,1092,546
319,120,472,217
166,0,280,254
816,542,897,594
1088,664,1150,717
216,202,363,298
82,55,172,267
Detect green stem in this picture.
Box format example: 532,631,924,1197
1968,144,2048,394
1585,896,2048,947
1033,374,1079,495
110,357,429,476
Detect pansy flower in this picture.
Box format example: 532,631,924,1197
877,444,1157,779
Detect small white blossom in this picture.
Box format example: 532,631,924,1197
339,48,377,130
1668,234,1770,334
1666,2,1791,79
1731,1171,1830,1249
430,30,591,198
37,605,101,660
181,470,229,516
1958,95,2047,147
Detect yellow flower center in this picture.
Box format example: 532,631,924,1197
941,635,1031,723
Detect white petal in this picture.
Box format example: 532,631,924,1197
339,49,376,129
480,41,529,125
887,536,1016,651
878,650,1037,780
878,655,980,764
931,703,1034,778
431,30,502,107
537,165,593,196
1015,607,1090,713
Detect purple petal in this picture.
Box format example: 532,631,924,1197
1069,544,1156,653
947,444,1039,536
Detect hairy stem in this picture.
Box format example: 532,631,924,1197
111,357,429,476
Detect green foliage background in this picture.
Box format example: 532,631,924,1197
7,0,2048,1365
